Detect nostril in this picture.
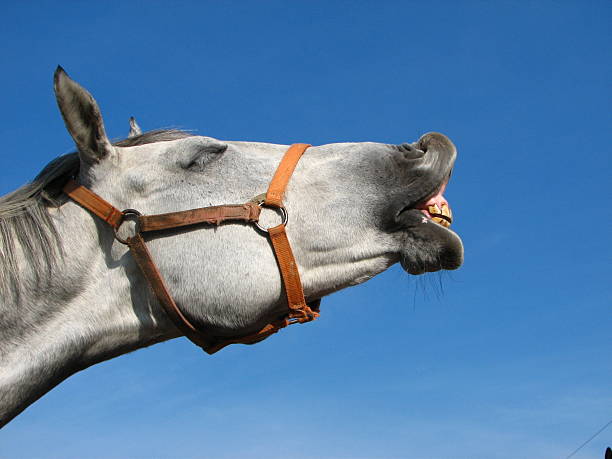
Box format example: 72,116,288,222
397,143,424,160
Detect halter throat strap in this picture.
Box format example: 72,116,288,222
63,143,318,354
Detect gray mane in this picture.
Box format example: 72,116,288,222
0,129,193,297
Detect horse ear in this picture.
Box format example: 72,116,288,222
128,116,142,138
53,66,114,164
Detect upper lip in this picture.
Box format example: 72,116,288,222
391,132,457,228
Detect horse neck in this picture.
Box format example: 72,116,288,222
0,201,177,427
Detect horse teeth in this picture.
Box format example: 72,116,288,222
431,216,446,227
431,216,451,228
428,204,441,215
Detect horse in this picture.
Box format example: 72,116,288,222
0,67,463,427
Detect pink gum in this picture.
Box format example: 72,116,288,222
416,178,450,212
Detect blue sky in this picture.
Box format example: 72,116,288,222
0,1,610,458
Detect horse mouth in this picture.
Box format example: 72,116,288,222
394,174,463,275
413,174,454,229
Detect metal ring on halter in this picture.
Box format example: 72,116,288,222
253,204,288,233
114,209,142,245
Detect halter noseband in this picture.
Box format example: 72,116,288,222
63,143,319,354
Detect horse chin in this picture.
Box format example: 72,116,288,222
396,209,464,275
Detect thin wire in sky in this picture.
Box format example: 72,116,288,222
564,418,612,459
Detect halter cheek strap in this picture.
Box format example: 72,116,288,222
63,144,318,354
262,144,316,321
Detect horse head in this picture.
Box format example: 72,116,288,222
54,66,463,334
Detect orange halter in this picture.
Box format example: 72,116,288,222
63,143,319,354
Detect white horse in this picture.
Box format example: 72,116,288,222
0,67,463,427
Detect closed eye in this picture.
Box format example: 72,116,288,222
179,144,228,171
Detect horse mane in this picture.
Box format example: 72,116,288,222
0,129,193,297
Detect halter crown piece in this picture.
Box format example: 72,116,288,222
63,143,319,354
